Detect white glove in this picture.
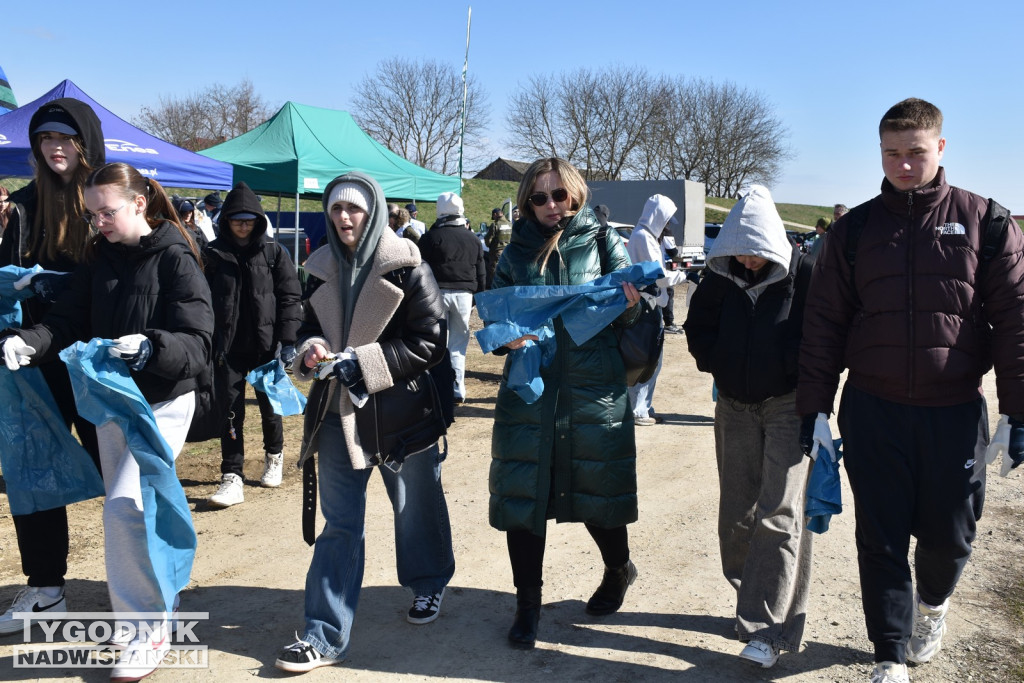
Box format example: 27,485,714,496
986,415,1010,467
109,334,149,358
810,413,837,463
1,336,36,371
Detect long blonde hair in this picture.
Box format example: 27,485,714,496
28,135,95,264
516,158,589,274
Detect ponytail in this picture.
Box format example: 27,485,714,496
84,163,203,266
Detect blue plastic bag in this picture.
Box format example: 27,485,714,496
0,265,104,515
805,438,843,534
474,261,663,403
60,339,196,613
245,359,307,416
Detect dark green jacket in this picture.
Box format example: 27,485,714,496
488,206,638,535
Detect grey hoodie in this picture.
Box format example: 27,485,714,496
706,185,791,303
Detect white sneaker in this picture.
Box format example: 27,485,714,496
110,620,171,682
207,473,244,508
0,586,67,636
739,638,779,668
260,452,284,488
906,593,948,664
870,661,909,683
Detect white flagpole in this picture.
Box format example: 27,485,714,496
458,6,472,185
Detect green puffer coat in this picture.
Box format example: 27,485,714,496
488,206,638,536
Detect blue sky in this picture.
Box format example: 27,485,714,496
4,0,1023,211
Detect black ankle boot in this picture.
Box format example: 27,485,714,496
508,586,542,650
586,560,638,616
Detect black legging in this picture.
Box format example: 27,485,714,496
506,524,629,588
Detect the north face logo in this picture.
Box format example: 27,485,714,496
935,223,966,236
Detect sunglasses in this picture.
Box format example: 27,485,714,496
528,188,569,207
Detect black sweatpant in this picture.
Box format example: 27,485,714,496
662,285,675,327
838,383,986,664
220,352,284,477
506,524,630,588
13,361,101,587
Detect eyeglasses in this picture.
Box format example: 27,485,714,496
229,218,256,227
82,203,127,226
527,188,569,207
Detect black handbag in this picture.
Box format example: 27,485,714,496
617,297,664,386
596,226,665,386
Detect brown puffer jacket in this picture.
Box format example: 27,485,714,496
797,168,1024,415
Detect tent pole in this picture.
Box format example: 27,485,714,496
294,193,300,269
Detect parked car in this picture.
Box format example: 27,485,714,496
607,221,633,248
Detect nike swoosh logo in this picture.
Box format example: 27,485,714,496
964,459,976,469
31,598,64,613
151,634,167,649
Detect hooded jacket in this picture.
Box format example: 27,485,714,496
625,194,688,307
684,186,808,403
0,98,106,325
797,168,1024,415
488,205,638,536
12,222,214,404
204,182,301,360
417,215,486,292
291,172,446,470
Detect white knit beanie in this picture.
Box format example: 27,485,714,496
436,192,464,217
327,182,372,213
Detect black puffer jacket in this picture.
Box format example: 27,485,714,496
204,182,301,358
13,222,214,404
0,98,106,326
417,217,486,292
685,245,810,403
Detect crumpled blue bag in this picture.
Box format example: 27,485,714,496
474,261,664,403
60,339,196,613
805,438,843,534
0,265,104,515
245,359,307,415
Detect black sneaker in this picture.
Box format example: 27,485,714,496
407,589,444,624
274,637,341,673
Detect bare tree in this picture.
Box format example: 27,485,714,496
508,70,790,196
353,58,490,175
505,67,667,180
134,79,274,151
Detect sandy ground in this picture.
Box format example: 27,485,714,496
0,291,1022,682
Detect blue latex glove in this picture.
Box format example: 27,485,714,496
109,334,153,371
279,344,297,366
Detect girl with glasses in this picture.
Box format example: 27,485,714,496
486,157,643,650
0,98,105,638
0,161,213,681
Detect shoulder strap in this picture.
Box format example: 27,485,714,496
980,199,1011,265
596,226,609,275
842,201,871,306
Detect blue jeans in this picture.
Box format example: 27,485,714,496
440,289,473,400
628,343,664,419
301,418,454,659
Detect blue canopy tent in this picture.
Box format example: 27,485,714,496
0,80,232,189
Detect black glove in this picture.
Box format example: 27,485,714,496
30,272,74,305
799,413,817,458
332,357,368,397
1009,415,1024,469
279,344,297,366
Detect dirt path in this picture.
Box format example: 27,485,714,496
0,297,1021,682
